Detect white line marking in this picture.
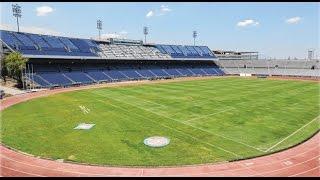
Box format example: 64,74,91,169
265,115,320,152
79,105,90,114
244,162,254,166
0,154,117,176
256,155,320,176
0,165,45,177
93,91,262,152
289,166,320,177
140,169,144,176
114,91,168,108
1,144,318,177
283,161,293,166
90,80,317,153
185,107,235,123
97,99,242,158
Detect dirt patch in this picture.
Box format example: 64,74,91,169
267,75,319,83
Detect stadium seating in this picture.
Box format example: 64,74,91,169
3,30,318,89
155,44,217,59
27,64,225,88
63,72,95,84
0,30,100,57
218,59,319,77
99,44,172,60
86,71,111,82
37,72,74,86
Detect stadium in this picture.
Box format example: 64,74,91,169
0,3,319,177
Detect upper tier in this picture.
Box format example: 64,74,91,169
0,30,217,60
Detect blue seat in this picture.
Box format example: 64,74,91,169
41,35,67,52
103,70,127,80
87,71,112,81
12,32,37,50
63,72,95,84
59,37,80,52
27,33,51,51
189,68,206,76
176,68,194,76
214,68,225,75
202,68,218,75
136,69,157,78
29,74,52,87
163,69,182,76
150,69,170,77
154,43,215,59
0,30,23,50
120,70,143,79
38,72,73,86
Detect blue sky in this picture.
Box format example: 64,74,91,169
1,2,319,59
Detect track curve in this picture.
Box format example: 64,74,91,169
1,78,319,177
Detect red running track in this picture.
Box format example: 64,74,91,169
0,83,319,177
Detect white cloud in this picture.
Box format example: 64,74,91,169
286,17,301,24
0,23,61,36
160,5,172,13
36,6,54,16
237,19,259,27
146,5,172,18
146,10,154,18
119,30,128,35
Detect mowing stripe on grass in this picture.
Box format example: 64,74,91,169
184,107,236,123
130,78,315,113
91,91,263,153
113,91,168,108
265,115,320,152
110,83,315,134
96,99,242,159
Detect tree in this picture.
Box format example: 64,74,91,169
3,52,28,88
1,56,8,83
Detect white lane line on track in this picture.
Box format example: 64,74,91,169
97,99,242,158
93,91,262,153
0,142,318,177
0,155,113,177
254,155,320,176
0,165,44,177
289,166,320,177
265,115,320,152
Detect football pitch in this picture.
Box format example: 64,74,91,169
1,77,319,166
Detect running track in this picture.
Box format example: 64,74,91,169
1,79,319,177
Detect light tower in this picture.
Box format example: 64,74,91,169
97,20,102,40
12,4,22,32
143,26,148,44
193,30,197,46
308,49,314,60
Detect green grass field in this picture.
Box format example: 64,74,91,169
1,77,319,166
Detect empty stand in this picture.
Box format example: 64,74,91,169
1,30,100,57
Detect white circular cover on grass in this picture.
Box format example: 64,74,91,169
144,136,170,147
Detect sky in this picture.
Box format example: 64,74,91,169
0,2,319,59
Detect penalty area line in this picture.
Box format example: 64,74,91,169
93,91,260,154
265,115,320,152
96,99,243,159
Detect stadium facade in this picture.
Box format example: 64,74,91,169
0,30,319,89
212,50,259,60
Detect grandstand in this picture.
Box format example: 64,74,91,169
0,30,223,88
217,59,319,77
0,30,319,89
